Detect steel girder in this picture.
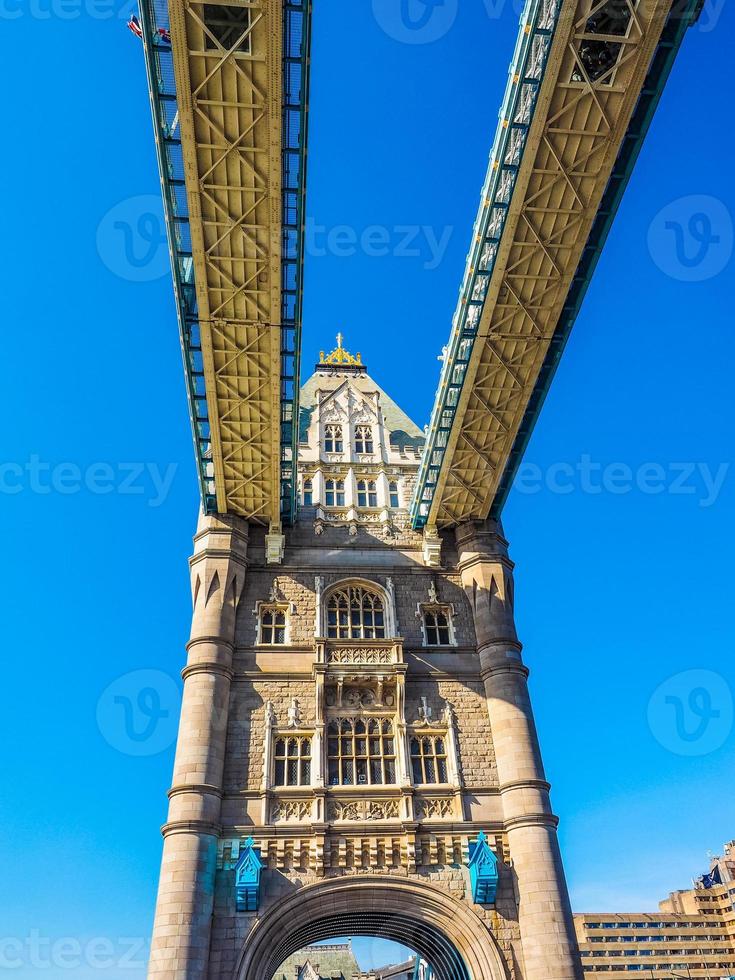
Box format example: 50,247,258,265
141,0,310,524
411,0,695,530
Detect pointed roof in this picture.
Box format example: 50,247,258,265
272,942,361,980
299,357,425,451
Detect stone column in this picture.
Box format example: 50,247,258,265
148,513,248,979
456,520,582,980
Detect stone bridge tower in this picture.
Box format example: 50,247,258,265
147,338,582,980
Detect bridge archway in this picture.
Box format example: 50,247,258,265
235,875,508,980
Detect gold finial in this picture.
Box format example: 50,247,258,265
319,332,362,367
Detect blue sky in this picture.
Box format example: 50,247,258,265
1,0,734,975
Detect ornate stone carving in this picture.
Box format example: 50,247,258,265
327,798,400,821
287,698,301,727
367,799,400,820
271,799,312,822
328,647,393,665
416,797,454,820
417,696,433,724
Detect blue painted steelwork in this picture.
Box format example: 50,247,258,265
138,0,311,521
468,831,499,905
280,0,312,524
138,0,216,511
413,956,438,980
409,0,562,529
234,837,264,912
488,0,703,519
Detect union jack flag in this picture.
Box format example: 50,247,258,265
127,14,143,39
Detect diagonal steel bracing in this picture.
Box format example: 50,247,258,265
139,0,310,524
411,0,702,530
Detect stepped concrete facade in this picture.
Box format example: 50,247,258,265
147,340,583,980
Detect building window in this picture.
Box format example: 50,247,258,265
356,479,378,508
327,718,396,786
324,425,343,453
274,737,311,786
411,736,448,784
302,478,312,506
325,479,345,507
355,425,374,454
389,480,400,508
259,605,287,645
327,585,386,639
423,607,452,645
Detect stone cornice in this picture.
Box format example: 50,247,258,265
168,783,224,800
479,659,529,682
499,778,551,795
187,636,236,652
182,662,234,682
161,818,221,838
504,812,559,831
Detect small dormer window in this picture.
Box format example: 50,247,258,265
302,478,312,506
324,425,343,453
259,605,287,645
274,737,311,786
355,425,373,454
325,479,345,507
422,607,453,646
389,480,400,508
357,479,378,508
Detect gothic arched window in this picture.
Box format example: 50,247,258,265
302,478,312,506
356,479,378,508
355,425,374,454
389,480,400,508
324,425,343,453
324,479,345,507
327,718,395,785
423,607,452,646
327,585,386,639
274,737,311,786
411,735,448,784
259,606,287,645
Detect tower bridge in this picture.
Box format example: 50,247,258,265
136,1,704,978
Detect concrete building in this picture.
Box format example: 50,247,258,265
575,842,735,977
147,340,583,980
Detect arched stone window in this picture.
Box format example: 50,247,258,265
411,735,449,784
356,479,377,508
389,480,400,508
354,425,373,454
324,424,343,453
302,478,312,506
423,608,452,646
259,605,287,644
274,736,311,786
327,718,396,785
326,585,386,639
324,478,345,507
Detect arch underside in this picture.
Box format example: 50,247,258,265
269,911,468,980
235,876,507,980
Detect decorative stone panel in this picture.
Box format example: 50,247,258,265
327,798,401,821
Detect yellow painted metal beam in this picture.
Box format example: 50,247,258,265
168,0,283,521
428,0,676,528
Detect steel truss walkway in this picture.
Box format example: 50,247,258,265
411,0,702,532
139,0,310,535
